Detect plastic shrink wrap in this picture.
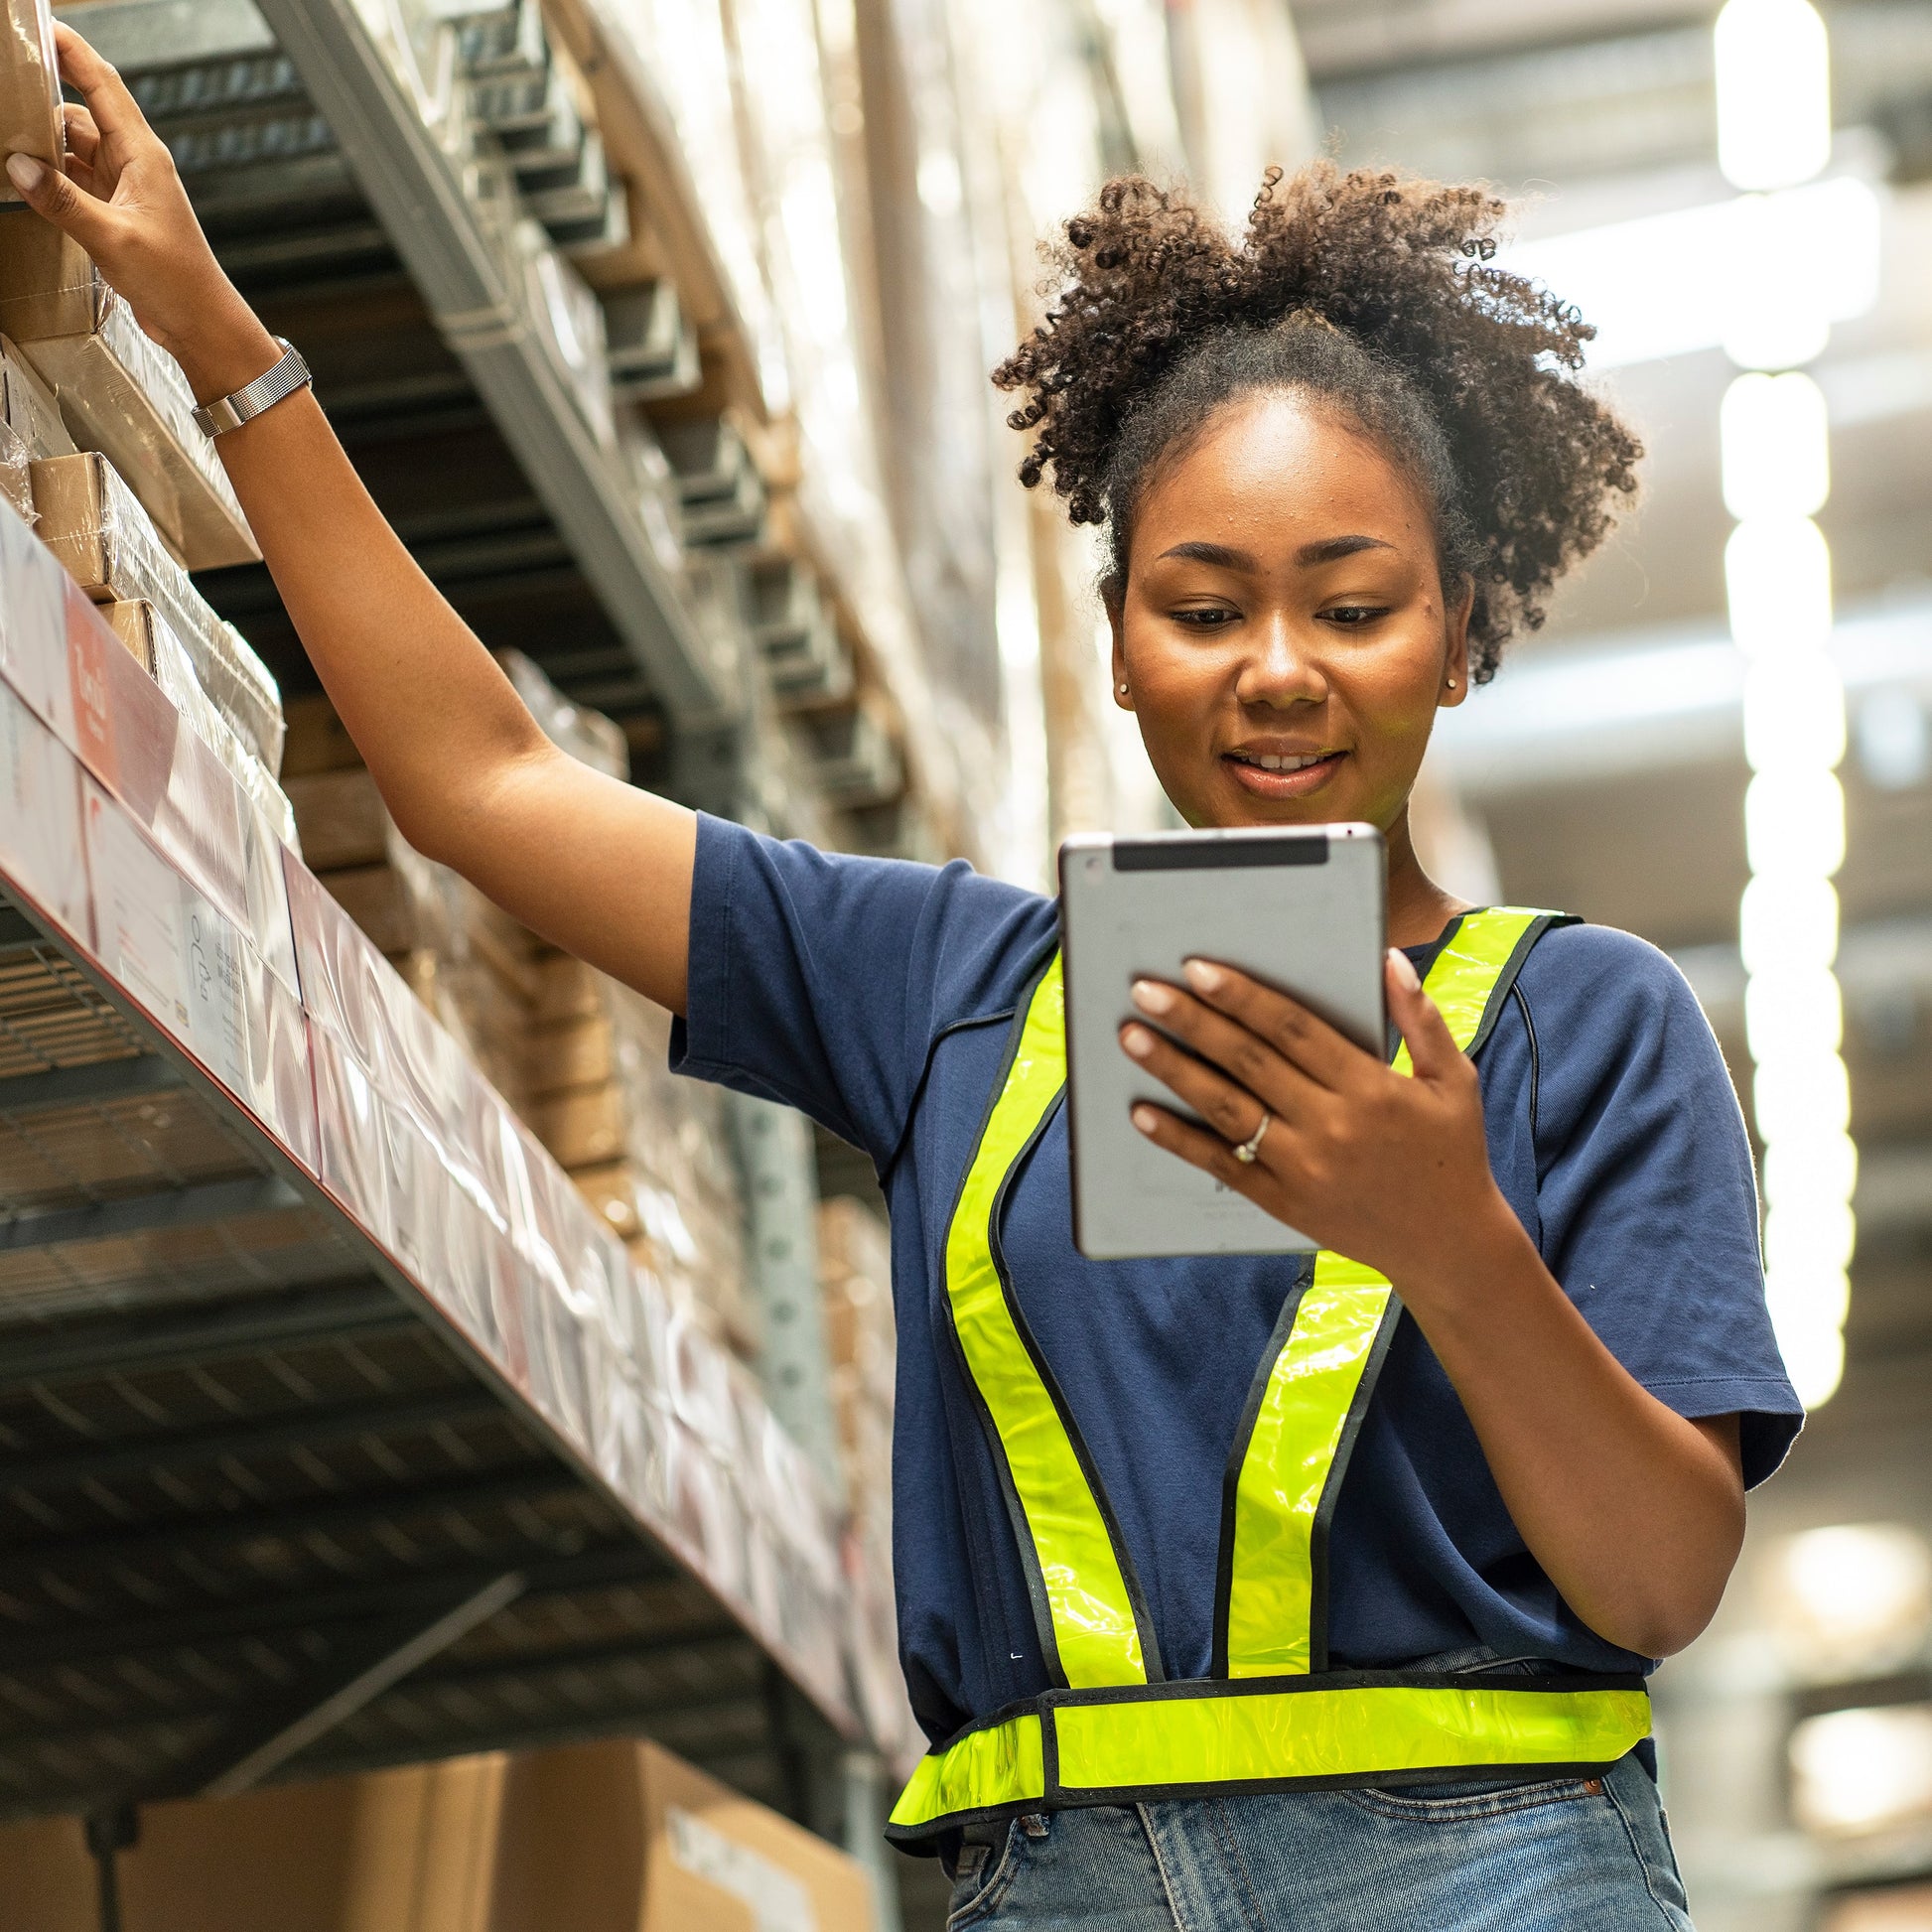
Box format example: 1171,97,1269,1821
282,836,843,1684
0,0,64,207
101,599,299,852
28,450,285,768
0,208,257,568
0,330,69,518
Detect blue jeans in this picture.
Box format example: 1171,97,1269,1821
938,1751,1692,1929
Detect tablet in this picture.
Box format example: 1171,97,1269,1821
1059,824,1386,1261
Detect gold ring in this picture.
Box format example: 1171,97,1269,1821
1232,1111,1271,1164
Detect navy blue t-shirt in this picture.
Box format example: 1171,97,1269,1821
673,814,1802,1747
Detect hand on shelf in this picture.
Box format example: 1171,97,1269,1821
4,21,280,404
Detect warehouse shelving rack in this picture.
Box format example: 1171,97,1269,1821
2,0,921,1921
0,868,866,1856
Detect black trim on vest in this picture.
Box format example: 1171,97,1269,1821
1511,981,1542,1152
885,1666,1650,1845
1209,1259,1312,1679
1208,908,1574,1681
879,931,1063,1186
1463,913,1575,1061
938,958,1066,1689
988,1086,1167,1685
1307,1295,1404,1673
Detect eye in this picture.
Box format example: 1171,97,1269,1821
1320,604,1390,627
1171,605,1238,628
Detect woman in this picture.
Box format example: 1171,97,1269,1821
14,31,1800,1928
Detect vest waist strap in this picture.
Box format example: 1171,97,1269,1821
888,1672,1652,1843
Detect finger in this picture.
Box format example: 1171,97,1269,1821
63,102,100,160
1130,1101,1272,1202
1126,978,1325,1115
3,152,116,252
53,21,154,149
1386,948,1459,1079
1180,959,1367,1090
1120,1021,1281,1153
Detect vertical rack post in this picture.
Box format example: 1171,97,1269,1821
726,1091,843,1493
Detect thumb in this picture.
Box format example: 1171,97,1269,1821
1386,947,1459,1081
6,154,114,254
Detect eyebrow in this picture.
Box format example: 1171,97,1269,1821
1153,534,1396,571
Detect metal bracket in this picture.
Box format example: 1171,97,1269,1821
159,1571,527,1800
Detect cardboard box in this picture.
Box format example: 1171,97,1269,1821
530,1075,624,1168
0,1742,872,1932
0,208,257,569
28,452,284,769
319,859,440,958
1,330,72,454
534,945,605,1023
0,326,67,518
526,1008,615,1094
0,0,64,209
0,1754,508,1932
287,764,393,870
283,690,367,775
490,1737,876,1932
99,597,300,851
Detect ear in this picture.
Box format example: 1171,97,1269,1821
1440,575,1474,709
1108,599,1133,709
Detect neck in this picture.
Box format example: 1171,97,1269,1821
1384,805,1471,950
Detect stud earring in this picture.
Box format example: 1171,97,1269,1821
1118,681,1130,696
1445,676,1456,689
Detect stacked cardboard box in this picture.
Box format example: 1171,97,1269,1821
0,207,257,570
0,329,69,517
282,716,539,1115
0,21,287,851
529,958,758,1357
0,1736,875,1932
284,671,757,1357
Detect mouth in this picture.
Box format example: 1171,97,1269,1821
1222,747,1347,799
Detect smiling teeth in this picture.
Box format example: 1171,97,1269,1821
1248,753,1329,771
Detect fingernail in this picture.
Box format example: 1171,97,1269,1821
1120,1025,1154,1060
1130,979,1173,1016
1182,959,1222,993
6,154,44,194
1131,1105,1160,1136
1388,947,1421,993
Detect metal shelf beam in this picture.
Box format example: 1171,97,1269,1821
248,0,739,734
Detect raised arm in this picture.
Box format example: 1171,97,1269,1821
8,23,697,1011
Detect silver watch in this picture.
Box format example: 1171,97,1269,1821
191,338,312,437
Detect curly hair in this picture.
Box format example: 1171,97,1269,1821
993,164,1643,682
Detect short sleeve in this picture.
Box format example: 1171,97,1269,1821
670,813,1054,1164
1516,925,1804,1489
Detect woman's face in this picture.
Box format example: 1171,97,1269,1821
1112,388,1470,834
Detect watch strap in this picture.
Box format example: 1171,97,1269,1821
192,338,312,437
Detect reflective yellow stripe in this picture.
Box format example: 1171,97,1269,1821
889,1683,1650,1831
1224,908,1557,1678
889,1714,1045,1828
1394,906,1551,1072
1053,1684,1651,1793
1225,1252,1392,1676
945,957,1147,1689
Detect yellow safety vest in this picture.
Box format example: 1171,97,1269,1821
890,908,1651,1843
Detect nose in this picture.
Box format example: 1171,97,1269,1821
1233,607,1328,711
